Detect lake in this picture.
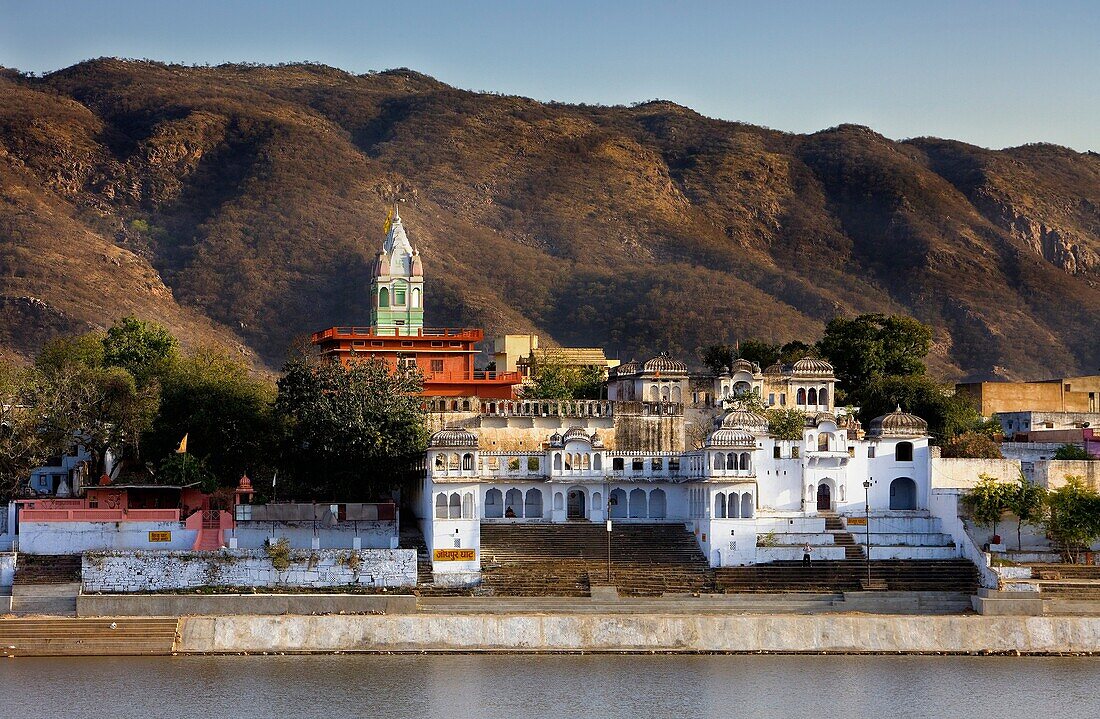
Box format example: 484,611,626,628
1,654,1097,719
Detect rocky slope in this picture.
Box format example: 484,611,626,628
1,59,1098,379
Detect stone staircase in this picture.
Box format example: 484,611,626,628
714,559,980,593
479,523,713,597
1026,563,1100,600
11,554,82,615
0,618,179,656
823,514,865,560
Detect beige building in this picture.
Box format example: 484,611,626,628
493,334,619,379
956,375,1100,416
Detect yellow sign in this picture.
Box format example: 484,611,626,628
433,548,475,562
148,531,172,542
846,517,867,526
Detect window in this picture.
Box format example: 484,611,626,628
431,341,444,347
527,456,540,471
430,359,444,373
780,393,786,406
651,457,663,471
797,388,806,405
773,446,781,459
412,287,421,308
379,287,389,307
462,453,474,470
632,458,644,472
613,457,624,471
896,441,914,462
848,446,855,457
668,458,680,472
395,287,407,305
792,447,800,459
768,393,775,406
868,446,876,458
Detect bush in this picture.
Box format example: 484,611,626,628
1054,444,1092,460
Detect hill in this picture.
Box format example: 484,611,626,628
1,59,1098,379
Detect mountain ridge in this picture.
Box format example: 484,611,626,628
1,59,1098,379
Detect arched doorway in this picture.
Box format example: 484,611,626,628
816,483,832,511
567,487,586,519
649,488,667,519
609,488,627,518
889,477,917,510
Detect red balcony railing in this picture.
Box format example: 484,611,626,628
19,508,181,522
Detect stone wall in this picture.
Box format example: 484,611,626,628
19,521,198,554
82,548,416,592
78,593,417,616
930,457,1022,488
231,521,397,550
1033,460,1100,490
177,613,1100,654
0,552,15,588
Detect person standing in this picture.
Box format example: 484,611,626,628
802,542,812,567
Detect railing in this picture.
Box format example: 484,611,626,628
425,370,522,383
479,400,614,417
19,508,181,522
312,326,483,341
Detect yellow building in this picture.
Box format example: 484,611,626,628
956,375,1100,416
492,334,619,379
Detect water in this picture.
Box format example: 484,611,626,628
1,654,1098,719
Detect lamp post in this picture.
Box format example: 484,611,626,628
605,481,612,583
862,479,872,586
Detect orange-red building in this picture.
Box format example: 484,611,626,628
311,207,519,399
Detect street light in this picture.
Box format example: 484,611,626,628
605,481,612,583
862,479,872,586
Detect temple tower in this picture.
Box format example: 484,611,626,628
370,204,424,335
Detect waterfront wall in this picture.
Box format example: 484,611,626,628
0,552,14,588
19,521,197,554
176,613,1100,654
82,549,416,592
79,593,417,616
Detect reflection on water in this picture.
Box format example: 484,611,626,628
1,654,1098,719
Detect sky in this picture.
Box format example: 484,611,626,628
3,0,1098,151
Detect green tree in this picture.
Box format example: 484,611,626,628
35,332,106,373
940,431,1003,459
699,344,736,375
858,374,983,441
145,346,277,487
738,340,781,368
1005,472,1047,551
522,356,603,400
817,313,932,393
275,357,427,501
766,408,806,440
1054,444,1092,460
156,452,217,493
777,341,814,364
1044,477,1100,563
0,363,51,501
963,474,1010,541
102,316,178,386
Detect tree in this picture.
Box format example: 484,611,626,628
1005,472,1047,551
275,357,427,501
858,374,983,441
1054,444,1092,460
0,363,51,502
738,340,781,368
777,341,813,364
699,345,736,375
963,474,1010,542
156,452,217,493
144,347,276,486
817,313,932,394
102,316,178,386
522,356,603,400
35,332,106,373
941,431,1003,459
766,408,806,441
1044,477,1100,563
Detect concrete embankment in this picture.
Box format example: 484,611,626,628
176,613,1100,654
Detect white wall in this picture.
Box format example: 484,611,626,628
82,549,417,592
19,521,197,554
230,522,397,550
0,553,15,588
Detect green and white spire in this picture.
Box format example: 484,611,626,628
370,204,424,335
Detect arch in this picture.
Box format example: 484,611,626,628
435,493,447,519
819,387,828,406
816,483,831,511
553,453,562,471
461,492,474,519
672,386,682,403
726,452,736,470
733,381,751,396
592,491,602,510
378,287,390,307
505,488,523,518
448,492,462,519
567,487,586,519
411,287,421,308
461,453,474,470
581,454,590,470
553,492,564,511
610,488,628,518
649,385,659,402
796,388,806,405
714,492,727,518
564,453,573,471
713,453,723,470
808,388,818,406
817,433,829,452
448,453,460,471
660,385,670,402
890,477,918,510
896,441,914,462
629,488,648,518
740,492,754,519
434,453,445,471
524,488,544,519
485,488,503,518
728,493,739,518
739,452,750,471
649,488,667,518
593,454,602,471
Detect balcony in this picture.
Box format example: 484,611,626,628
19,508,181,522
312,326,484,343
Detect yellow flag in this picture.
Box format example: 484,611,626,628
382,204,395,236
176,434,188,454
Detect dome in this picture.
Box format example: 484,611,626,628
237,473,252,490
707,428,757,448
792,356,834,376
720,408,769,432
868,406,928,438
548,431,564,447
612,360,639,377
562,426,591,443
590,430,604,448
731,358,757,374
428,427,478,448
764,362,784,376
813,411,837,426
642,353,687,374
